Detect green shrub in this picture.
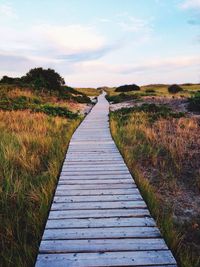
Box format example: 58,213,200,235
115,84,140,92
111,103,184,123
106,93,139,103
0,96,78,119
168,84,183,94
36,104,78,119
145,89,156,93
188,92,200,112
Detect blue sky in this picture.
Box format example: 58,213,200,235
0,0,199,87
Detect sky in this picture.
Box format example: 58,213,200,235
0,0,200,87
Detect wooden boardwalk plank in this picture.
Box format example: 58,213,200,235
53,194,143,203
35,92,177,266
36,251,176,267
45,217,156,229
48,209,150,219
39,238,167,253
51,200,147,210
42,226,161,240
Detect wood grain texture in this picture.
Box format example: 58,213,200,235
35,92,177,266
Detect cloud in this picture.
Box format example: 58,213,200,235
34,24,106,55
118,16,153,33
181,0,200,9
0,3,18,19
74,55,200,75
0,23,120,70
0,53,33,72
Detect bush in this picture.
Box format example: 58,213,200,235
188,92,200,112
0,96,78,119
106,93,139,103
145,89,155,93
115,84,140,92
168,84,183,94
111,103,184,123
36,104,78,119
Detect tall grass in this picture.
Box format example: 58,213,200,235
75,87,100,96
110,109,200,267
0,110,80,266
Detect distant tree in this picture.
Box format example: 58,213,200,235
168,84,183,94
115,84,140,92
23,68,65,91
0,75,20,84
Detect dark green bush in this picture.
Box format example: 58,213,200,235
168,84,183,94
0,96,78,119
188,92,200,112
115,84,140,92
106,93,139,103
59,86,91,104
36,104,78,119
145,89,156,93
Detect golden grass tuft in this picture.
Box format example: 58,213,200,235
0,110,80,267
110,111,200,267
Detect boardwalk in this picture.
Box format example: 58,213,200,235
36,93,177,267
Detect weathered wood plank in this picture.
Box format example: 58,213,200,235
48,209,150,219
53,194,143,203
36,92,177,267
39,238,167,253
42,226,161,240
59,174,133,180
56,184,136,190
55,188,139,196
36,251,176,267
51,201,146,210
45,217,156,229
58,178,133,184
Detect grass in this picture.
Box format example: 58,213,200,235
0,84,86,266
105,83,200,98
0,110,81,267
75,87,100,96
110,106,200,267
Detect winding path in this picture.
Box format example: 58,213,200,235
35,93,177,267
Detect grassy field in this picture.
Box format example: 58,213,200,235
75,87,101,96
105,83,200,98
0,85,85,266
110,104,200,267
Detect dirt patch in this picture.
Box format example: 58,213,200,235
110,96,200,118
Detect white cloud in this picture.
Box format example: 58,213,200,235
0,3,18,19
73,55,200,75
0,23,115,64
181,0,200,9
34,24,106,55
118,16,153,33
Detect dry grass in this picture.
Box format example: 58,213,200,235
110,110,200,267
105,84,200,98
75,87,100,96
0,110,80,266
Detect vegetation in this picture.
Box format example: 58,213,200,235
0,78,90,266
105,83,200,98
0,110,81,267
110,106,200,267
0,95,78,119
168,84,183,94
75,87,100,97
188,92,200,112
0,68,65,92
115,84,140,92
105,93,140,103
